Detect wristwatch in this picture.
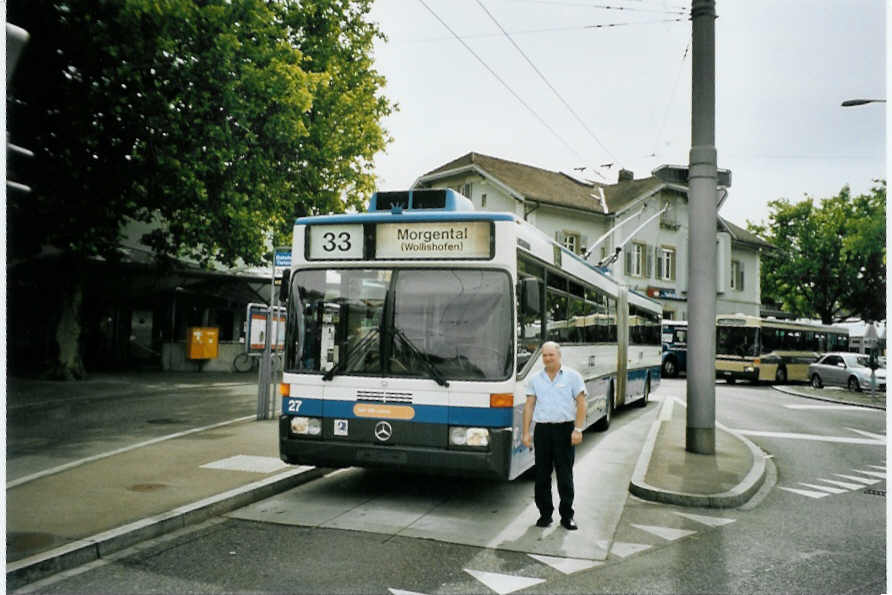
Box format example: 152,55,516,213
573,427,583,433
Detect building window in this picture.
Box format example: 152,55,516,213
561,232,580,255
656,246,676,281
625,242,647,277
461,183,473,198
730,260,744,291
481,193,487,208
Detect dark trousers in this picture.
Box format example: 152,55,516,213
533,421,575,521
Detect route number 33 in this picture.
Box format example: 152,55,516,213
309,224,363,259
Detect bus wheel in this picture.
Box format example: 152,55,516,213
637,376,650,407
775,367,787,384
662,358,677,378
726,377,736,385
594,384,613,431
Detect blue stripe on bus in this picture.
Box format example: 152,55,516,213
296,212,515,225
282,397,512,427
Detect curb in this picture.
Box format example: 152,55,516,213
629,398,767,508
771,385,885,410
7,466,329,590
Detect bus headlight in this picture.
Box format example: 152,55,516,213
291,416,322,436
449,427,489,447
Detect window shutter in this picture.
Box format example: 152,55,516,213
655,247,663,280
645,244,653,278
670,249,677,281
624,249,632,275
555,230,565,244
738,263,745,291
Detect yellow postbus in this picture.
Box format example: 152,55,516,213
715,315,849,384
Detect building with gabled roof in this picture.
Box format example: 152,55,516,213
412,151,773,321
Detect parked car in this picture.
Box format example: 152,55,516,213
808,352,886,392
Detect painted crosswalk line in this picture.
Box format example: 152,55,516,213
728,429,884,446
852,469,886,479
631,524,697,541
671,512,736,527
779,486,831,498
528,554,602,574
798,482,847,494
597,540,652,559
389,589,429,595
834,473,881,485
867,465,886,471
846,428,887,441
200,455,289,473
815,478,865,490
464,569,546,594
784,404,872,411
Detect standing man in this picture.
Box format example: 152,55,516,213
522,341,587,530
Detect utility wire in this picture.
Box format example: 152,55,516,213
650,39,689,159
476,0,617,165
398,18,687,44
417,0,587,161
513,0,688,16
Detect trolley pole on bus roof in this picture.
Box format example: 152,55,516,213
686,0,718,454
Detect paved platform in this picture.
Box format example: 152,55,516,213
6,373,771,589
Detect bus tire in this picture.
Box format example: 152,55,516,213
662,357,678,378
637,376,650,407
775,367,787,384
594,383,613,432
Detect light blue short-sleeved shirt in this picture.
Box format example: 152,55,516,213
525,367,587,423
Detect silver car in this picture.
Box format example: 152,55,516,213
808,352,886,392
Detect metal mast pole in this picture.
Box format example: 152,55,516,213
686,0,718,454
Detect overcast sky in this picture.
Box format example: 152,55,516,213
367,0,886,228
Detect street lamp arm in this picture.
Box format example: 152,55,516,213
841,99,886,107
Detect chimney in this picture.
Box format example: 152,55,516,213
618,169,634,183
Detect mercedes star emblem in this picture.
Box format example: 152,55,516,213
374,421,393,442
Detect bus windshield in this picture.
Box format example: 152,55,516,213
716,325,759,357
285,268,513,381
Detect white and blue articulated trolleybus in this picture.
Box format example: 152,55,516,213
277,189,662,480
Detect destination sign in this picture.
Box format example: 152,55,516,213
375,221,491,259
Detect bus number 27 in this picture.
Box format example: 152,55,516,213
287,399,303,413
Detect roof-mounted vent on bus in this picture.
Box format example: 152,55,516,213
368,188,474,213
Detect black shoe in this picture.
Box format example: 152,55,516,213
535,516,553,528
560,518,578,530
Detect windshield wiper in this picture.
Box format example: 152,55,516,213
322,327,381,381
391,326,450,387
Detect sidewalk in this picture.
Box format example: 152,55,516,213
6,372,326,590
629,395,767,508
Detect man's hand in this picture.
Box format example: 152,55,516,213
522,432,532,449
570,429,583,446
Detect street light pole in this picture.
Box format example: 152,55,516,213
686,0,718,454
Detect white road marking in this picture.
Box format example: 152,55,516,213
728,429,884,446
778,487,831,498
784,404,873,411
598,541,652,559
852,469,886,479
7,415,256,488
463,569,546,595
867,464,886,471
798,482,846,494
834,473,881,485
631,524,697,541
200,455,289,474
671,512,736,527
388,590,430,595
815,478,865,490
846,428,887,441
528,554,601,574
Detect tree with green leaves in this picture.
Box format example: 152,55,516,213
747,181,886,325
8,0,394,379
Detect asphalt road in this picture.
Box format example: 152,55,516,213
14,379,887,594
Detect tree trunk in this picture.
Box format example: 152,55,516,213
48,278,87,380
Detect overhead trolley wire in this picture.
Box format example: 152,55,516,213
416,0,588,162
512,0,688,16
475,0,618,165
650,39,689,158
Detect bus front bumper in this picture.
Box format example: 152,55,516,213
278,416,513,480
